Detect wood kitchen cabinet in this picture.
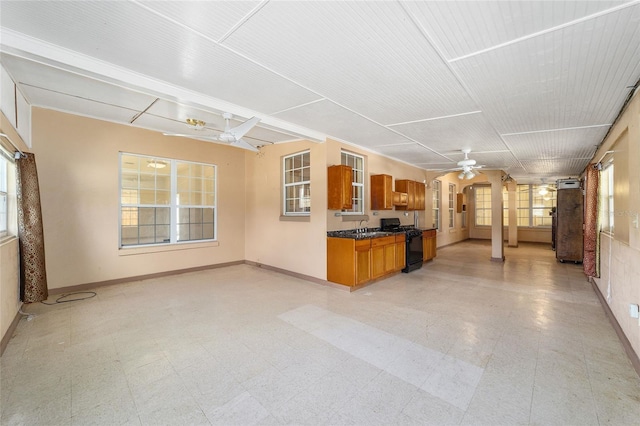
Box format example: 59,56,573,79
328,165,353,210
415,182,426,210
371,235,396,279
395,180,416,210
327,237,371,286
395,234,406,271
422,229,437,261
371,174,393,210
393,191,408,207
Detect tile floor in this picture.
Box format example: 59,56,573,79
1,240,639,425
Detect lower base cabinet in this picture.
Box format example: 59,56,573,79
423,230,436,261
327,235,403,287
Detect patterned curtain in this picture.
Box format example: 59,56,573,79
16,152,48,303
583,163,599,277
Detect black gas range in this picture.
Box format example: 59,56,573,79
380,218,423,273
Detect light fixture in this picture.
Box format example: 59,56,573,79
539,188,548,196
185,118,206,130
147,160,167,169
458,172,465,179
464,170,476,179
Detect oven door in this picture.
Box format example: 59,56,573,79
403,233,423,272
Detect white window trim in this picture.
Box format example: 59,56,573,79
432,180,441,231
282,150,311,216
475,185,492,227
448,183,455,228
341,151,364,215
119,153,217,248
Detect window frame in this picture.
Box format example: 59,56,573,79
448,183,455,228
340,151,364,215
600,162,614,234
282,150,311,216
432,180,441,230
474,186,492,226
119,153,217,248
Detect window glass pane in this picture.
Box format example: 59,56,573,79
120,153,216,247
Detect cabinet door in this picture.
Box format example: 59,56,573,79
395,180,415,210
383,243,396,274
415,183,425,210
355,245,371,285
395,241,406,270
371,174,393,210
328,165,352,210
371,245,385,278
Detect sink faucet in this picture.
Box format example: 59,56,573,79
358,219,368,233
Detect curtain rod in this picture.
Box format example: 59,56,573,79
0,132,26,159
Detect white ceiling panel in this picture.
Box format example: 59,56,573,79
390,112,509,154
373,143,450,164
503,126,607,160
273,100,416,148
1,54,156,111
223,1,478,125
451,5,640,134
19,85,140,125
520,158,590,176
1,1,639,179
137,1,262,42
0,1,320,114
404,1,630,60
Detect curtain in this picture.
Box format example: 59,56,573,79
16,152,48,303
583,163,599,278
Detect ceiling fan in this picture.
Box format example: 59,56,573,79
447,149,485,179
164,113,261,152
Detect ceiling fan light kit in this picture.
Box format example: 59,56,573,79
164,113,261,152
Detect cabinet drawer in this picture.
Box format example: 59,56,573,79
371,236,395,247
395,234,406,242
355,239,371,250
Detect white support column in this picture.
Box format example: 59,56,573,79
487,171,505,262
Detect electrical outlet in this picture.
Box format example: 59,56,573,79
630,304,639,319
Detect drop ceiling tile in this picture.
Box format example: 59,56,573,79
20,85,140,125
273,100,414,148
390,112,509,154
1,54,156,111
1,1,320,114
451,5,640,134
503,126,607,160
223,1,478,124
404,1,630,60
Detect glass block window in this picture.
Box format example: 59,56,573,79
341,151,364,214
283,151,311,215
120,153,216,247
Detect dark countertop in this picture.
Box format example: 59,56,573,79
327,227,436,240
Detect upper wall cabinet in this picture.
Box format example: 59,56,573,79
395,180,416,210
1,64,32,147
328,165,353,210
371,174,393,210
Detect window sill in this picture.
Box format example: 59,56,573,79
279,215,310,222
0,234,17,247
119,240,220,256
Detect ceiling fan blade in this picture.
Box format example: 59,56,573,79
230,138,259,152
229,116,260,140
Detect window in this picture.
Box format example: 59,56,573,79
517,184,556,227
503,187,509,225
0,156,7,237
120,153,216,247
475,186,492,226
600,163,614,233
341,151,364,214
283,151,310,215
432,180,440,230
448,183,455,228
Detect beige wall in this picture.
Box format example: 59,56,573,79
244,139,328,279
31,108,247,289
591,90,640,358
0,112,26,347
